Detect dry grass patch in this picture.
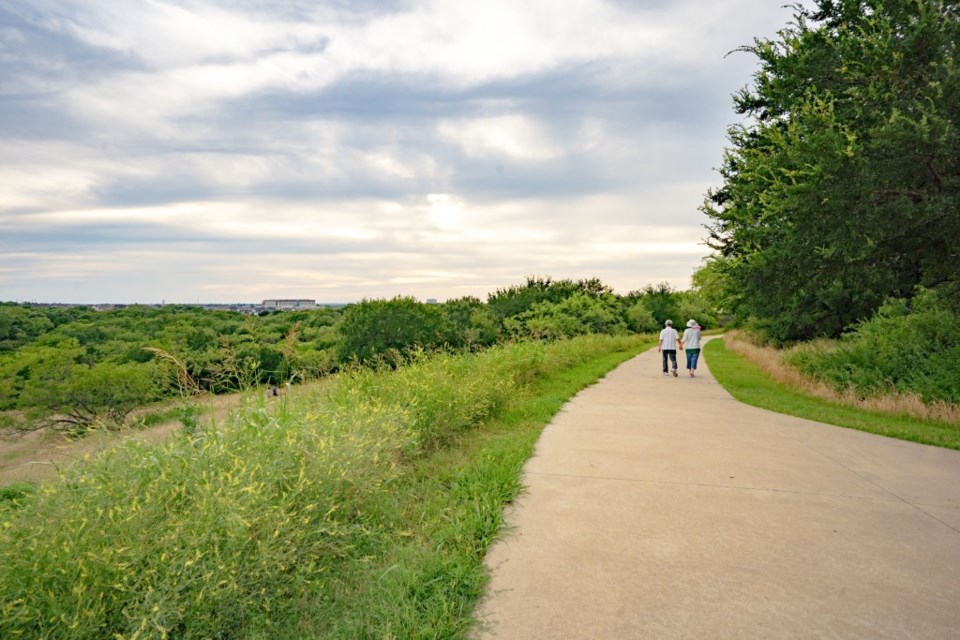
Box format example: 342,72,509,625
724,330,960,425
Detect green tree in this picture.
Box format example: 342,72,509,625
337,297,449,364
18,360,159,434
487,276,615,325
625,302,660,333
504,293,627,340
690,257,733,322
0,341,84,411
441,297,499,349
0,305,54,352
677,293,718,330
703,0,960,343
631,283,682,328
487,276,561,321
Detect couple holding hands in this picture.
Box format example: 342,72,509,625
658,319,701,378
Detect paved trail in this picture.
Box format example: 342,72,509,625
474,343,960,639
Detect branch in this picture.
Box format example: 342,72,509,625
873,189,927,204
925,154,944,193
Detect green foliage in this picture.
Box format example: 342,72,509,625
705,337,960,449
0,335,648,639
0,340,82,411
690,256,733,321
625,302,660,333
441,296,499,349
703,0,960,342
630,282,682,327
504,292,627,340
0,483,36,511
17,360,161,434
0,305,54,352
677,294,717,331
0,401,404,638
337,297,450,364
0,277,723,434
0,304,345,416
487,276,613,323
785,290,960,404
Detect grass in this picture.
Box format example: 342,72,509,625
292,337,654,639
723,330,960,424
705,336,960,450
0,334,651,639
0,483,36,510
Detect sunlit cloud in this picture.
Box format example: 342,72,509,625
0,0,797,303
438,115,562,161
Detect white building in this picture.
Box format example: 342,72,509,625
261,299,316,311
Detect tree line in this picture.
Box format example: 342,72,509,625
0,277,715,433
700,0,959,345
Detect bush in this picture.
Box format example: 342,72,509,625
17,360,160,434
785,290,960,404
337,297,449,364
504,293,627,340
626,302,660,333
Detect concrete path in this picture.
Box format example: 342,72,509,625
474,343,960,639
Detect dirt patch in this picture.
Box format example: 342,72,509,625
0,388,303,486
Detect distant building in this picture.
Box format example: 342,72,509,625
426,298,439,304
261,299,316,311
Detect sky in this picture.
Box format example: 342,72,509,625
0,0,796,304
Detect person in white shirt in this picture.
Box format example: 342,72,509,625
682,319,703,378
658,319,682,377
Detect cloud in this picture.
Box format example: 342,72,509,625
438,115,563,162
0,0,798,303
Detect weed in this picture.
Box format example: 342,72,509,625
0,482,36,510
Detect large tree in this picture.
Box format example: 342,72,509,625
703,0,960,343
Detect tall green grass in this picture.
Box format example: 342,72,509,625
0,335,649,639
705,338,960,450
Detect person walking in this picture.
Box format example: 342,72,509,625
658,320,681,377
683,319,702,378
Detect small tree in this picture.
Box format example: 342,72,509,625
505,293,627,340
337,297,449,364
441,297,499,350
633,283,682,327
18,361,159,435
625,303,660,333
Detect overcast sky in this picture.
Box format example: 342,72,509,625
0,0,795,304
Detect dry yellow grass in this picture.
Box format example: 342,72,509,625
724,330,960,424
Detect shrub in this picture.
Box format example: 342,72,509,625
337,297,449,364
785,290,960,404
0,397,408,638
18,360,160,434
504,293,627,340
625,302,660,333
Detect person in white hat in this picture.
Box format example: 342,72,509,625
658,319,682,377
683,319,702,377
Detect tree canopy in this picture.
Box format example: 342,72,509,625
1,277,708,434
702,0,960,343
